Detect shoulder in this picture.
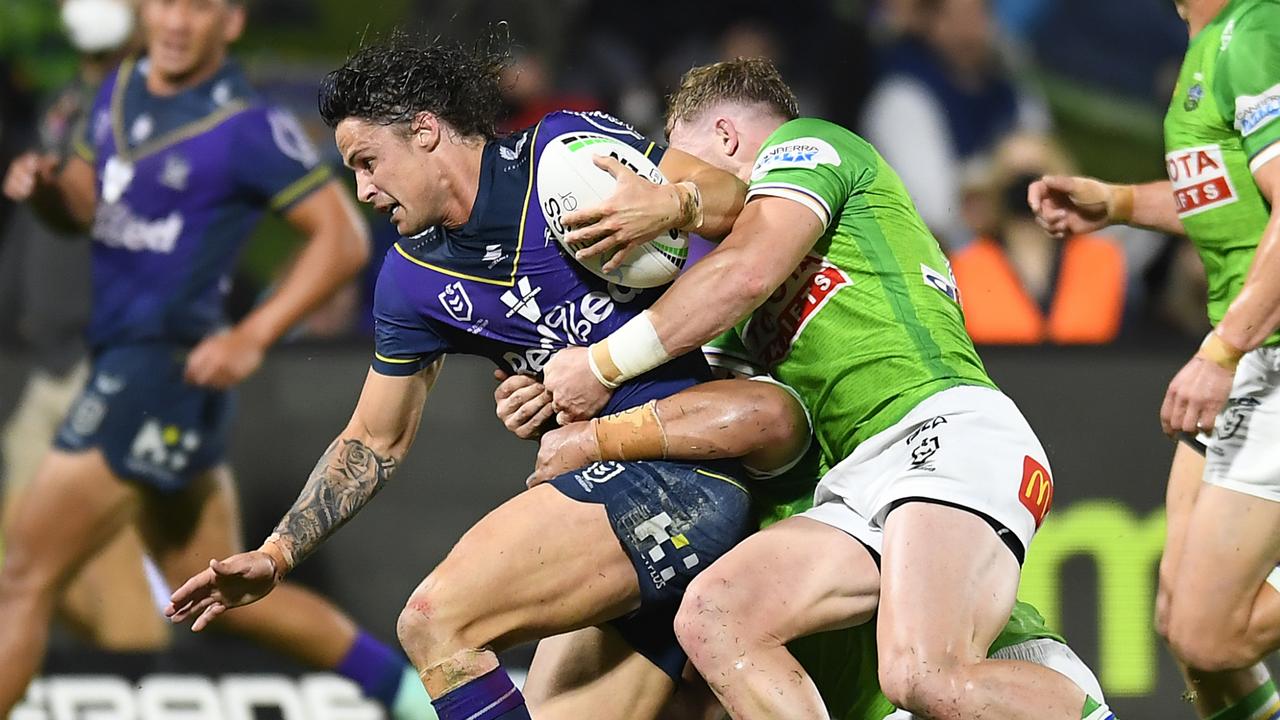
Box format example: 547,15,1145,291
751,118,876,182
1230,0,1280,34
535,110,646,141
229,103,323,167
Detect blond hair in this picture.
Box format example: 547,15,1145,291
665,57,799,136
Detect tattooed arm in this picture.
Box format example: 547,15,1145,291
165,361,443,630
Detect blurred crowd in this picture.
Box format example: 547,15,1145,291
0,0,1208,354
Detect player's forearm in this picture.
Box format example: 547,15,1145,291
1123,180,1185,236
236,204,369,348
1215,210,1280,352
264,433,402,575
654,380,808,470
677,165,746,240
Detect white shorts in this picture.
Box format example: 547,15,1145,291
882,638,1105,719
1205,346,1280,502
799,386,1052,559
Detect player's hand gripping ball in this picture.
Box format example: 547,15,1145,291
538,132,689,286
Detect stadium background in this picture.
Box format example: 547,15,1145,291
0,0,1252,717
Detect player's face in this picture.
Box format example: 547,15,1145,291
336,118,437,236
142,0,243,85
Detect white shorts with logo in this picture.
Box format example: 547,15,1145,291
882,638,1104,719
799,385,1053,558
1205,346,1280,502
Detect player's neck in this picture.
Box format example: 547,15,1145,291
145,49,228,97
1186,0,1230,37
438,139,487,228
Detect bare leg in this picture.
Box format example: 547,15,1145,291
524,627,675,720
876,503,1086,720
1,365,168,652
1166,483,1280,672
139,465,356,668
0,449,140,712
396,484,641,697
1156,443,1275,716
674,516,880,720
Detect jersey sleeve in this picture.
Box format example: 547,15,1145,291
371,262,450,376
538,110,666,165
746,117,876,230
233,106,333,213
1216,4,1280,172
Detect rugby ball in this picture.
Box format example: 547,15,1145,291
538,132,689,288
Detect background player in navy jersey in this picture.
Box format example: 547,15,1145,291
0,1,435,717
166,33,753,720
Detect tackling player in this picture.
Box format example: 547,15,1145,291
495,336,1109,720
0,1,433,717
542,58,1115,720
1029,0,1280,717
164,33,755,720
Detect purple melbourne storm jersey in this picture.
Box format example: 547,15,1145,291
372,111,713,415
74,57,331,350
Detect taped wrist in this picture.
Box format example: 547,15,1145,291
1109,184,1135,224
259,534,293,581
592,400,669,461
1197,330,1244,371
673,181,704,231
588,311,670,387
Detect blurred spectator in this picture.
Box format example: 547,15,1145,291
500,50,600,133
950,133,1126,345
861,0,1048,249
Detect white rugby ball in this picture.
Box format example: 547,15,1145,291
538,131,689,288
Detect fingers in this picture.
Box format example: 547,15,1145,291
495,372,539,402
191,601,228,632
494,368,510,382
592,154,629,178
1159,386,1180,436
1037,175,1078,194
564,220,618,254
515,400,557,439
166,567,217,621
561,204,608,234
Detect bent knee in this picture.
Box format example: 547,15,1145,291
674,572,784,666
397,573,488,657
1167,624,1261,673
877,645,974,714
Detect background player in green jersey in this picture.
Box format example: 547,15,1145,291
493,337,1106,720
1029,2,1280,718
542,59,1113,720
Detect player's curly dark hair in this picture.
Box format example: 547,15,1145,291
318,29,511,139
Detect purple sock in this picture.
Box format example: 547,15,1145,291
432,665,530,720
334,630,407,706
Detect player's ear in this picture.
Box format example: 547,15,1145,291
410,112,441,151
223,2,246,43
715,118,740,160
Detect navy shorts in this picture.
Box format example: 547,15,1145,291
548,460,753,679
54,343,235,493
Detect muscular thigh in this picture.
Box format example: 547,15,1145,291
692,516,881,641
878,502,1020,660
1,449,140,587
137,465,243,586
1171,484,1280,625
421,482,642,651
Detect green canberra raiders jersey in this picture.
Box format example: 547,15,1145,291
742,117,994,464
702,333,1064,720
1165,0,1280,342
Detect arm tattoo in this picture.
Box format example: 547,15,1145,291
271,437,399,569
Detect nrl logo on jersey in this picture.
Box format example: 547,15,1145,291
751,137,841,181
1235,83,1280,137
438,281,474,323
